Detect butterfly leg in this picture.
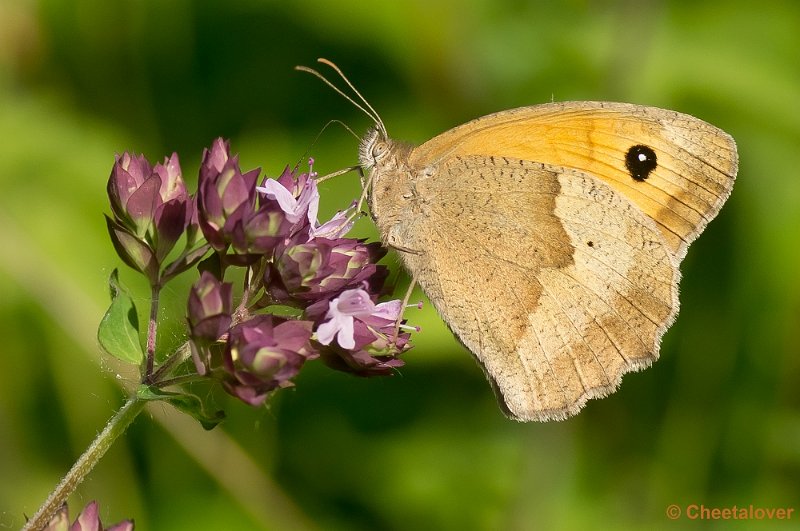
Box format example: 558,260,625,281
393,276,418,346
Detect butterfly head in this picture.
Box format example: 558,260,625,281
296,59,410,228
358,125,392,171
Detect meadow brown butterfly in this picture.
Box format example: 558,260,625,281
300,59,738,421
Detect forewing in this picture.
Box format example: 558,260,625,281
409,101,737,262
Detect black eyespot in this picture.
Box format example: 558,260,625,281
587,241,594,247
625,145,657,181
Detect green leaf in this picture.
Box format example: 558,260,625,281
97,269,144,364
138,385,225,430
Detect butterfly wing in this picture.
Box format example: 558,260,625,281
395,155,677,421
409,101,738,262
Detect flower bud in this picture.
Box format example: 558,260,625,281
151,153,191,260
187,271,233,344
107,153,151,232
105,215,159,285
223,315,316,406
44,501,134,531
196,138,261,252
106,152,191,280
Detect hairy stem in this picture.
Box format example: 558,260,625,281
22,396,147,531
145,284,161,381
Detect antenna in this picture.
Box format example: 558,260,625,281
295,58,388,138
293,118,361,170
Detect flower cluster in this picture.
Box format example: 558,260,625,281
108,138,417,407
106,152,199,286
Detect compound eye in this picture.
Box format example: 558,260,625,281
371,141,387,159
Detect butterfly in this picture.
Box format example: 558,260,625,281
301,59,737,421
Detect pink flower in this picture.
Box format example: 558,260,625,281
256,177,319,225
316,288,401,349
258,160,356,241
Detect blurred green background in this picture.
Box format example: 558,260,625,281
1,0,798,529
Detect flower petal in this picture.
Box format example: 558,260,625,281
374,299,402,320
258,179,300,221
316,314,342,346
312,209,354,239
335,315,356,349
296,177,320,225
336,288,376,316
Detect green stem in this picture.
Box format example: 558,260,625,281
145,284,161,381
22,396,147,531
153,373,207,389
150,341,192,383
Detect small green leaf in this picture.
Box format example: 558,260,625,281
138,385,225,430
97,269,144,364
161,243,211,283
